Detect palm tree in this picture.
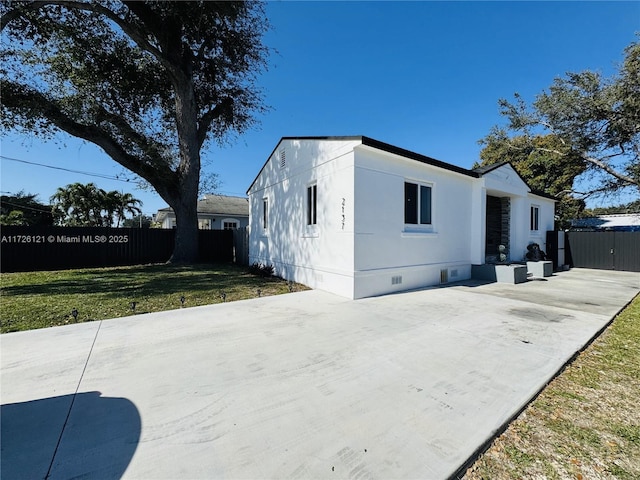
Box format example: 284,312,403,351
101,191,143,227
50,183,110,226
102,190,121,227
114,192,142,227
50,186,74,225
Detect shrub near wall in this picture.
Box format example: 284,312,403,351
0,226,233,272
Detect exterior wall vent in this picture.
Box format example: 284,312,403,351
440,269,449,284
450,269,458,278
391,275,402,285
279,148,286,168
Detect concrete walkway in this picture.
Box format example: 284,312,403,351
2,268,638,479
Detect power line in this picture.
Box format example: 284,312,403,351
0,155,133,182
0,199,52,213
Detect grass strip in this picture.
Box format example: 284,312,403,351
464,293,640,479
1,263,304,333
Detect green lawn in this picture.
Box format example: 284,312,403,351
464,293,640,479
0,263,304,333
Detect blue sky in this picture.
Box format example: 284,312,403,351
1,1,638,215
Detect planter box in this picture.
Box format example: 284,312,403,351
472,264,528,284
526,261,553,277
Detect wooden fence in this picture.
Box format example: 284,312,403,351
0,226,234,272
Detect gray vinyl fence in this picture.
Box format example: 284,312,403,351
566,231,640,272
0,226,234,272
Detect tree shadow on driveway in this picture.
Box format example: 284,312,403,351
1,391,140,479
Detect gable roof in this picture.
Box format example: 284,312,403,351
472,162,557,200
247,135,479,193
246,136,555,200
155,194,249,221
196,195,249,216
473,161,531,189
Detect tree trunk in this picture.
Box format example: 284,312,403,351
169,191,199,263
167,69,201,264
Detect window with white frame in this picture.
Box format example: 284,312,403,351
223,221,238,230
262,198,268,230
530,205,540,231
307,184,317,225
404,181,432,225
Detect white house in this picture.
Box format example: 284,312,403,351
155,194,249,230
247,136,555,299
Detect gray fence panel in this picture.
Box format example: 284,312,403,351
614,231,640,272
567,231,640,272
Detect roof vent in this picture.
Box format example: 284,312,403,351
279,148,286,168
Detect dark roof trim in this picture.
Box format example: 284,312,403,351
473,162,557,201
247,135,480,193
359,136,478,178
246,136,557,202
247,136,364,193
472,161,509,175
529,190,558,201
473,161,532,188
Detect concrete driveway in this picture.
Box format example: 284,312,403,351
2,268,638,479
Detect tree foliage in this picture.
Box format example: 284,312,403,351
122,214,155,228
480,38,640,206
50,182,141,227
1,1,269,261
476,133,587,227
0,191,53,226
584,199,640,216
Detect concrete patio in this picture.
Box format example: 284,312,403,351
1,268,638,479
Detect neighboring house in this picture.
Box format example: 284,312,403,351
155,194,249,230
247,136,555,299
570,214,640,232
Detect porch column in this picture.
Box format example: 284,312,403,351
470,185,486,264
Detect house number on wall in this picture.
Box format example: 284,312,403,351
341,198,346,230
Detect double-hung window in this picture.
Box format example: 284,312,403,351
404,182,432,226
530,205,539,231
307,184,317,225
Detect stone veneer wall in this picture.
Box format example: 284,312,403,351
500,197,510,260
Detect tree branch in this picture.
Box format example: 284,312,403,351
580,152,638,187
3,83,177,200
196,97,234,148
1,1,181,81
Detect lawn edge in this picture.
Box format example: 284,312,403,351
452,291,640,480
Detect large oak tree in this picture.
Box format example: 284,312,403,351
478,37,640,220
1,1,269,262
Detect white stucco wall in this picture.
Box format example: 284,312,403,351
159,213,248,230
248,138,360,298
248,140,556,300
523,194,555,258
351,146,475,298
479,164,554,262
